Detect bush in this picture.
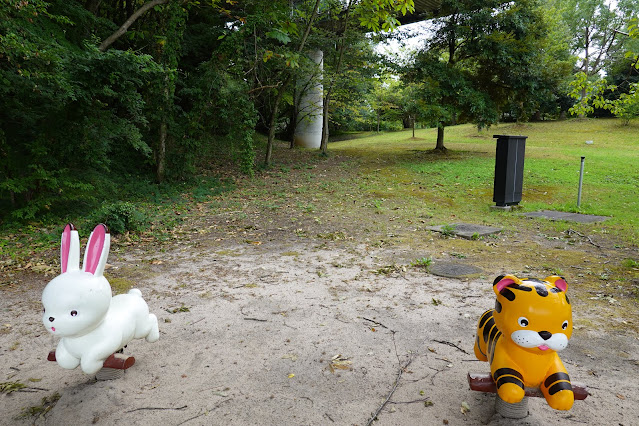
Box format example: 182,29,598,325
90,202,148,235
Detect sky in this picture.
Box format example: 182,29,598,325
375,21,433,64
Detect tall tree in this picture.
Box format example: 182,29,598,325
405,0,563,149
318,0,415,154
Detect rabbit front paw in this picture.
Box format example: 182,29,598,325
81,356,106,375
55,342,80,370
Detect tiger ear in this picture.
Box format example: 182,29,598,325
545,276,568,292
493,274,521,295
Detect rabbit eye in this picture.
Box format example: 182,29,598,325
70,310,78,317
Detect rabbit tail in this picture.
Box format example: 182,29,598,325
146,313,160,343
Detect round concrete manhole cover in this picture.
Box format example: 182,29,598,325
430,262,483,278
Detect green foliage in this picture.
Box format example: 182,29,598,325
410,257,433,269
19,392,61,420
0,381,26,394
90,202,148,235
622,259,639,269
0,1,164,221
405,0,564,146
356,0,415,32
440,224,457,237
610,83,639,124
568,72,616,116
568,72,638,123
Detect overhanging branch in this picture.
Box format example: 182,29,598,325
99,0,170,52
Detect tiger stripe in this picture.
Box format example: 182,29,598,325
494,368,525,390
548,381,573,395
544,372,573,395
544,372,571,387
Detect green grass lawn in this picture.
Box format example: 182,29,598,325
329,118,639,243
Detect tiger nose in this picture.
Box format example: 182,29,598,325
539,331,552,340
48,317,55,322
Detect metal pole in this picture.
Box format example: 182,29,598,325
577,156,585,207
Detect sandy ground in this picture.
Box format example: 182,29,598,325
1,228,638,426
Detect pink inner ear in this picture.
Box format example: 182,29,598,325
84,225,106,275
61,224,72,273
495,278,516,293
554,278,567,292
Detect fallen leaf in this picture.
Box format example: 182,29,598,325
461,401,470,414
28,378,42,382
329,354,352,373
288,373,295,379
616,393,625,400
282,354,298,362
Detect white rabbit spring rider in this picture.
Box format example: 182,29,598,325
42,223,159,377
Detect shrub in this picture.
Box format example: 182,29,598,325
91,202,147,235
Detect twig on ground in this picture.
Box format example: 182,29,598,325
365,355,415,426
126,405,187,413
243,317,267,322
432,339,469,355
566,229,603,249
429,366,445,385
388,397,431,405
391,332,402,366
362,317,389,329
176,399,232,425
324,413,335,422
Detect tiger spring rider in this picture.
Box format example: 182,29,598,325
42,224,159,378
470,275,588,414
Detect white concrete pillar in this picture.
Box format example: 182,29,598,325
294,50,323,148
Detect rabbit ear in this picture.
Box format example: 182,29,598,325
82,224,111,276
61,223,80,273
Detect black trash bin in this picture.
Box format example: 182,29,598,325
493,135,527,207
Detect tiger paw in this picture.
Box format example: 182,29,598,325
546,390,574,411
497,383,526,404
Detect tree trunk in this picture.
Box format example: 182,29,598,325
320,0,352,155
156,120,167,183
156,72,170,183
412,116,415,138
436,124,446,150
320,91,331,154
85,0,102,15
265,0,321,164
265,79,289,165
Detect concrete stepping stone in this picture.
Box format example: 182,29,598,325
523,210,609,223
427,223,502,239
430,261,483,279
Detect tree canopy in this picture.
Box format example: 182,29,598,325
0,0,636,224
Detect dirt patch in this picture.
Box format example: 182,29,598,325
1,146,638,425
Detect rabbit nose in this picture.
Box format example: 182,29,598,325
48,317,55,322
